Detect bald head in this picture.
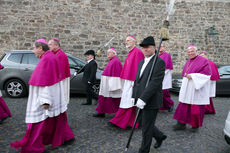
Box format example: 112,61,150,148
200,51,208,59
187,47,198,59
48,39,60,52
125,36,136,50
107,49,116,59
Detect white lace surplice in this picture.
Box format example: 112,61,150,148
162,69,172,90
99,76,122,98
25,81,68,123
179,73,211,105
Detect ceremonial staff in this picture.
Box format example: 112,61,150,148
70,37,115,81
124,25,169,152
96,37,115,56
125,0,175,151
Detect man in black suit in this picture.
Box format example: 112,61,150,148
81,50,98,105
132,36,167,153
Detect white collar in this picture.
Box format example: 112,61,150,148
87,58,94,63
144,54,155,62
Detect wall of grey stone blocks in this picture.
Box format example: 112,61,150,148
0,0,229,73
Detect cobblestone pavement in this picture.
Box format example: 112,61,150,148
0,93,230,153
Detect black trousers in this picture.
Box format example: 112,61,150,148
85,83,98,104
139,109,164,153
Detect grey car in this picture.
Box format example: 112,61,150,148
170,65,230,96
0,50,102,98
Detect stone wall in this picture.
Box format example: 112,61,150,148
0,0,230,72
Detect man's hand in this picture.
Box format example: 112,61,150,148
42,104,50,110
186,74,192,79
136,99,146,109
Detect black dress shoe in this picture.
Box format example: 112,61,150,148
81,102,92,105
93,113,105,118
107,122,117,127
189,127,199,132
154,135,167,149
62,138,76,146
173,122,186,131
0,117,8,124
168,106,174,112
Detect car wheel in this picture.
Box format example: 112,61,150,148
4,79,27,98
92,83,100,96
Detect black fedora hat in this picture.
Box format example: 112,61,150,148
84,50,95,56
140,36,155,47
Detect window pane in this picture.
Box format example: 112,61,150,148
22,54,28,64
28,54,39,65
8,53,22,63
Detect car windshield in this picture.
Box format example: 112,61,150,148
219,66,230,75
73,57,86,66
68,55,86,68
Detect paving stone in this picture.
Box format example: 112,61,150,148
0,93,230,153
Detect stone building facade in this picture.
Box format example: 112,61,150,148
0,0,229,72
